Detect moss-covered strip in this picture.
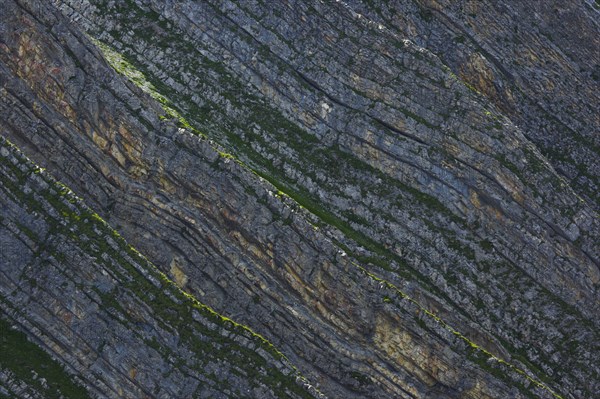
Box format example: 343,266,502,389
0,316,91,399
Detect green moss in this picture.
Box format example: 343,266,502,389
479,239,493,251
94,288,128,319
418,7,433,22
91,38,193,132
350,370,372,386
522,147,546,174
14,221,39,241
495,153,521,176
415,316,429,331
0,317,91,399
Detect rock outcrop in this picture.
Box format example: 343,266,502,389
1,0,598,398
0,139,320,398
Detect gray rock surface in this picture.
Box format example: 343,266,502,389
0,137,320,399
1,0,598,398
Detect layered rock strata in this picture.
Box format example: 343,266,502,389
0,137,321,398
1,0,598,398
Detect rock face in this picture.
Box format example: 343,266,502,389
0,137,319,399
0,0,598,398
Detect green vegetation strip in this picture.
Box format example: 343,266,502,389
0,316,91,399
90,38,197,133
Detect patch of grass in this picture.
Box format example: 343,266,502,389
418,7,433,22
479,239,493,251
0,317,91,399
350,370,371,386
91,38,195,133
495,153,521,177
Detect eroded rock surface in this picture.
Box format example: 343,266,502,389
0,137,321,398
1,0,598,398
